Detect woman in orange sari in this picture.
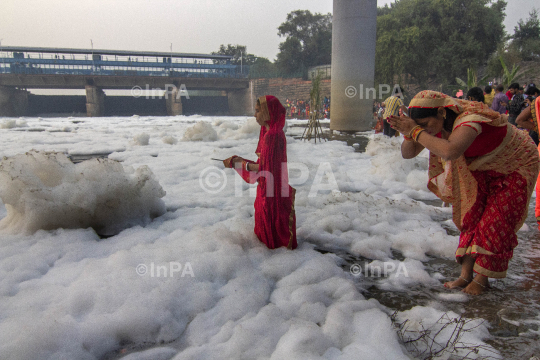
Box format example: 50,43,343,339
516,90,540,227
224,95,297,250
389,91,539,295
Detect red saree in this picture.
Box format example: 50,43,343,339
234,95,297,250
411,91,539,278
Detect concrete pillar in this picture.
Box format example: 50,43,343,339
330,0,377,132
0,86,29,117
85,85,105,117
228,82,253,116
166,88,183,116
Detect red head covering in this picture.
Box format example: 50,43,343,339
257,95,289,193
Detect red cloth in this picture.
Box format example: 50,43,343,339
462,123,507,158
457,170,528,278
234,96,297,249
436,123,507,158
506,90,513,101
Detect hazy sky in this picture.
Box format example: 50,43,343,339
1,0,537,61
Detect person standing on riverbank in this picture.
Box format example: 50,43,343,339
382,87,405,137
517,88,540,229
491,84,509,114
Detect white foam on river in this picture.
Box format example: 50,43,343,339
0,115,502,359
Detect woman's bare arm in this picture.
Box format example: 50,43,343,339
415,126,478,161
516,106,533,130
401,139,425,159
388,115,478,161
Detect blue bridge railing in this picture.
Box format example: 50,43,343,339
0,48,249,79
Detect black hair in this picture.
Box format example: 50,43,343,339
509,83,520,90
484,85,492,94
496,84,504,92
409,107,458,133
393,86,405,96
467,87,485,103
525,87,540,96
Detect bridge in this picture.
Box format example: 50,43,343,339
0,46,252,117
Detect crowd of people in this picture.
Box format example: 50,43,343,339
284,97,330,119
375,82,539,139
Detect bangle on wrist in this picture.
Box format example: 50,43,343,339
409,125,425,142
245,161,250,172
403,135,413,141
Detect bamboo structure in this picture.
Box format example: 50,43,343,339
302,73,327,143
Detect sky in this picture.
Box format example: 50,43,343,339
1,0,538,62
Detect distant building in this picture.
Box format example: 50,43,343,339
308,65,331,80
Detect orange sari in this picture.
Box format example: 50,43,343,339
531,97,540,223
411,91,539,278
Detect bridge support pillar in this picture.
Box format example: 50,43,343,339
166,88,183,116
0,86,29,117
330,0,377,132
228,83,253,116
85,85,105,117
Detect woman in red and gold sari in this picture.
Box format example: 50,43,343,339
517,91,540,227
389,91,539,295
224,95,297,250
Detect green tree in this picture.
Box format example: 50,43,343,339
499,56,521,87
511,9,540,61
375,0,506,88
212,44,257,66
455,67,489,92
486,41,521,79
248,57,277,78
276,10,332,76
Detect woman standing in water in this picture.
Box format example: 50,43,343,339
224,95,297,250
389,91,539,295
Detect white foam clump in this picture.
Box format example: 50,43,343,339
1,119,28,129
182,121,218,142
133,133,150,146
365,135,429,191
0,151,166,235
218,117,261,140
162,136,178,145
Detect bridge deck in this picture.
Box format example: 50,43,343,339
0,46,250,89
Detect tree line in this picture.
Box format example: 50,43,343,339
213,0,540,87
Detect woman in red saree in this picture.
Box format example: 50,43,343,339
224,95,297,250
389,91,539,295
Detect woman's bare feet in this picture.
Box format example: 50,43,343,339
462,274,489,295
444,255,475,289
444,276,471,289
